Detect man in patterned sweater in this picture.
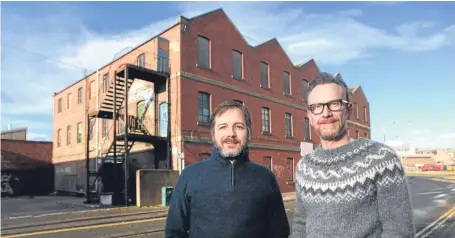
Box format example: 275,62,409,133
291,73,415,237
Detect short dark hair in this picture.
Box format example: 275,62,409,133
307,72,350,103
209,101,252,143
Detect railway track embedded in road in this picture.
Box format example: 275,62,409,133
416,206,455,238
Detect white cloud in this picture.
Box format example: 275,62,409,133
440,133,455,139
59,17,176,71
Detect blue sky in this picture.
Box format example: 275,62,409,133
2,1,455,149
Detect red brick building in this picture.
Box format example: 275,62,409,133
1,140,54,196
52,9,371,196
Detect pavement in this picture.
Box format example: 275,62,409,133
1,195,94,219
2,177,454,237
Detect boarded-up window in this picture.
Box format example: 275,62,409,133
260,62,269,88
363,106,368,122
232,50,243,80
197,36,210,69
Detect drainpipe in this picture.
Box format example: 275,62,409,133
95,70,99,191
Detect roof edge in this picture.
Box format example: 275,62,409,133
1,139,53,144
1,127,27,134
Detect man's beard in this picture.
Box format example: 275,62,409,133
316,117,348,141
215,138,246,159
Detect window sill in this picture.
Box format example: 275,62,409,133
231,75,245,81
285,135,295,140
283,93,292,98
260,85,270,90
197,121,210,127
196,64,213,72
286,180,295,185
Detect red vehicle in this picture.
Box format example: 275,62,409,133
420,164,443,171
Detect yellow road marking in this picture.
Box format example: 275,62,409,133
421,209,455,238
2,217,167,238
7,206,167,220
416,206,455,237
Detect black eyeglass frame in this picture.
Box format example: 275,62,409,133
308,99,349,115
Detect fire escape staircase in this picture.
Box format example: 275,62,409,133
86,75,136,203
86,60,171,205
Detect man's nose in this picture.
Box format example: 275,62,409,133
321,105,332,117
227,126,237,137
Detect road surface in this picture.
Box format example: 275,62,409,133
1,177,454,238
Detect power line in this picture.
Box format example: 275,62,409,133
2,42,95,72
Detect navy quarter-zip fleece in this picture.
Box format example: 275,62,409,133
164,145,290,238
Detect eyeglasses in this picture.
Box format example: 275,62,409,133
308,99,349,115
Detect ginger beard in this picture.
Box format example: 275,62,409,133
315,114,348,141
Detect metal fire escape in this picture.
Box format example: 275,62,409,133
85,51,171,205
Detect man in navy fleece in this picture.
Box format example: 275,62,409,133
164,101,290,238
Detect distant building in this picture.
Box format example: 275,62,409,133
1,140,54,196
447,149,455,159
434,149,455,165
344,83,371,140
401,154,435,171
386,141,416,157
1,127,27,140
416,148,437,155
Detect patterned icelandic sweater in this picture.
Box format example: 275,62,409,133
290,138,415,238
